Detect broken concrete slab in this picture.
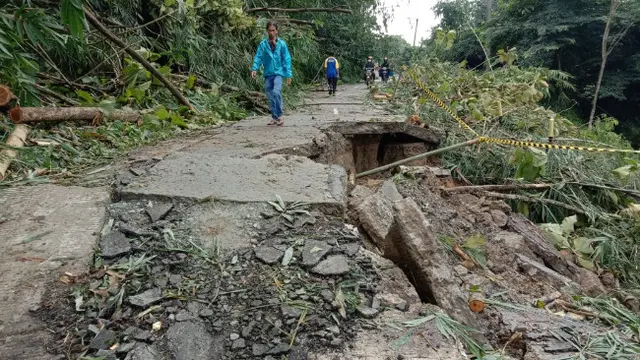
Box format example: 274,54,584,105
120,154,347,215
0,184,108,359
146,202,173,222
355,182,402,260
100,231,131,258
254,245,284,264
310,255,350,276
301,240,332,267
392,198,484,340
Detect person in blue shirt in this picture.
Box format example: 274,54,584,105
323,55,340,96
251,20,293,126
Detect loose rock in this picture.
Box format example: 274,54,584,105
356,306,379,318
100,231,131,258
301,240,332,267
146,202,174,222
310,255,350,276
96,349,117,360
254,245,284,264
128,288,163,308
281,305,303,319
253,343,269,356
166,321,221,360
231,338,246,349
124,344,161,360
90,329,116,350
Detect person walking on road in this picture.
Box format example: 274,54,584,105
324,54,340,96
251,20,293,126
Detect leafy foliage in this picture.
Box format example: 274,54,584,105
394,54,640,288
430,0,640,144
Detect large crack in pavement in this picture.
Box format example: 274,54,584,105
0,83,619,360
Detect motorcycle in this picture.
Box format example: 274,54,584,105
380,67,389,83
364,68,374,86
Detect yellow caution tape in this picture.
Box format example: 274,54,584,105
404,67,640,155
478,137,640,154
405,69,480,137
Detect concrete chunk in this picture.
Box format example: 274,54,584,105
393,198,484,342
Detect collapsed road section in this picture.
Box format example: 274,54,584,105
1,84,633,360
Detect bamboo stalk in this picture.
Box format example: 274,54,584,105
482,191,586,215
83,7,196,112
0,125,29,180
356,139,480,178
441,183,552,193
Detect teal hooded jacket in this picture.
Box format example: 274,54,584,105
251,38,293,79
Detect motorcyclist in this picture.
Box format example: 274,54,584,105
364,56,375,81
379,57,390,79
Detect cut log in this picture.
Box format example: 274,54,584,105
0,85,14,108
8,106,23,123
0,125,29,180
468,292,486,313
11,107,141,124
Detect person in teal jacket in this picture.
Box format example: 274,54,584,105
251,20,293,126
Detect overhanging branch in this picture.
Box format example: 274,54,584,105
246,7,352,14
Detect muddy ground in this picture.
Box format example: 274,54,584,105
1,82,637,360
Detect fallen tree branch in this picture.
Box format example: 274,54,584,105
34,83,80,106
482,191,586,215
442,183,553,193
83,7,196,112
168,74,270,113
38,73,105,94
12,107,141,124
0,125,29,180
245,7,352,14
274,17,316,26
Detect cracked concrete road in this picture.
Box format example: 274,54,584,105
0,82,404,359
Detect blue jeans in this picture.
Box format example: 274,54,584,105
265,75,284,120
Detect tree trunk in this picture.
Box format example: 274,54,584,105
83,7,196,112
0,125,29,180
13,107,141,124
588,0,618,128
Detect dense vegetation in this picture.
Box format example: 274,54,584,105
426,0,640,144
388,0,640,292
0,0,409,183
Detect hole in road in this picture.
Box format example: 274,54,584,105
311,122,441,176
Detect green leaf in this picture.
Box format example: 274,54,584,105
186,75,197,89
539,223,570,249
576,256,596,271
282,247,293,266
612,165,634,180
573,237,595,255
276,194,285,210
164,0,176,6
155,107,170,120
75,89,94,104
60,0,85,40
464,234,486,249
97,99,116,114
560,215,578,235
170,114,188,129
